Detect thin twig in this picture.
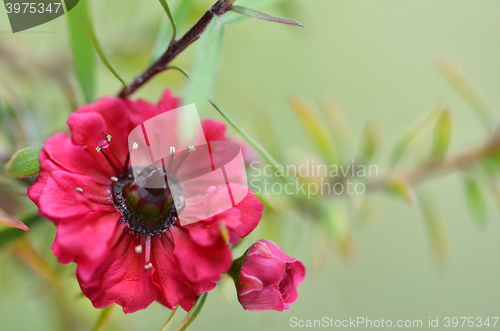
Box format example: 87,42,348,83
118,0,233,98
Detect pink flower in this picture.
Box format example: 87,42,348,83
28,90,263,313
231,240,306,312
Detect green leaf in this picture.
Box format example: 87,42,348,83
319,97,352,164
357,121,380,164
231,5,302,26
222,0,285,25
463,175,487,229
386,176,416,205
417,192,450,265
68,0,125,88
209,99,297,187
0,213,43,250
150,0,195,63
92,305,115,331
67,0,96,103
183,17,224,114
174,293,208,331
4,146,41,178
290,96,339,165
436,58,491,128
389,104,441,167
431,108,453,158
158,0,177,41
167,65,192,81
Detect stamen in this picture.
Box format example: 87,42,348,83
171,150,191,174
135,245,143,254
166,146,176,173
111,176,119,182
122,142,138,174
75,187,83,192
144,262,153,270
188,144,195,152
96,145,122,175
145,234,151,264
101,132,112,142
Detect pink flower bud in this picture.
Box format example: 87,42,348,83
232,240,306,311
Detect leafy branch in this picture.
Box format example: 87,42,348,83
118,0,235,98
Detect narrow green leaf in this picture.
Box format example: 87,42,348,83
222,0,285,25
150,0,195,63
417,192,450,265
0,214,29,231
463,175,487,229
158,0,177,41
386,176,416,205
290,96,339,165
69,0,125,87
160,306,179,331
436,58,491,128
67,0,96,103
209,98,297,187
86,24,126,87
357,121,380,164
0,213,43,250
4,146,41,178
167,66,192,81
389,104,441,167
183,17,224,113
92,305,115,331
319,97,352,163
431,108,453,158
0,98,16,147
231,5,302,27
174,293,208,331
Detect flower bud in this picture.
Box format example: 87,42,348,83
229,240,306,311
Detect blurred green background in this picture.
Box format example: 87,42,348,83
1,0,500,330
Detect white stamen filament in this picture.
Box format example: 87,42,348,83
170,145,175,154
188,144,195,152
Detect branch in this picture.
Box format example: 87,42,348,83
367,135,500,192
118,0,233,98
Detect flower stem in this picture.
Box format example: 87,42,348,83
160,305,179,331
174,293,208,331
118,0,234,98
91,305,115,331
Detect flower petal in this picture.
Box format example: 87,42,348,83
80,229,161,314
52,212,121,281
171,225,232,283
38,171,113,219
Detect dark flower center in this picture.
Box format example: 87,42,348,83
112,166,184,234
